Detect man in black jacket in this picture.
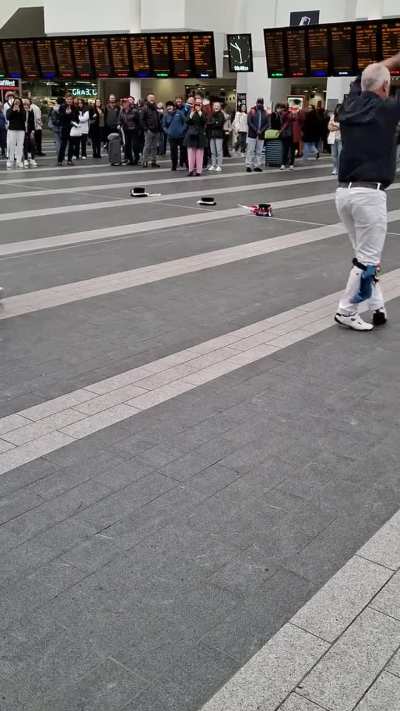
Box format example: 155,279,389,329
335,51,400,331
141,94,162,168
245,98,269,172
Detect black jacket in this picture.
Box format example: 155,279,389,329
6,108,26,131
119,106,141,132
184,110,207,149
302,111,320,143
59,105,79,135
339,78,400,187
104,104,120,131
207,110,225,139
247,106,269,139
141,103,162,133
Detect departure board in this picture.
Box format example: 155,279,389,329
0,46,5,78
192,32,216,78
330,24,354,76
18,39,39,79
109,36,130,78
36,38,57,79
382,19,400,76
308,26,329,76
53,38,74,79
355,21,379,71
170,34,192,77
90,37,112,78
71,37,92,78
285,28,307,77
264,29,285,77
149,35,170,76
2,40,21,79
129,35,151,77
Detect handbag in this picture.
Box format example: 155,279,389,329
265,129,280,140
70,125,82,138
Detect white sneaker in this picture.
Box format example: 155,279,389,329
16,161,24,168
208,165,215,171
331,169,337,175
0,286,3,299
29,159,38,168
334,312,373,331
280,165,286,170
289,165,295,170
216,166,222,172
23,160,29,168
81,156,87,160
6,161,12,169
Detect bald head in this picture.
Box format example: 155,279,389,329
361,63,391,97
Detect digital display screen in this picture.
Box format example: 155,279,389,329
227,34,253,72
18,39,39,79
53,38,74,79
2,40,22,79
264,29,285,77
129,35,151,77
170,34,192,77
0,46,5,78
308,26,329,76
109,36,130,78
330,24,354,76
149,35,170,76
355,21,380,71
36,38,57,79
381,19,400,76
285,28,307,77
90,37,112,78
71,37,92,78
192,32,216,78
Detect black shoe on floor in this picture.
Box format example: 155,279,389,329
151,162,161,168
372,308,387,326
254,167,263,172
246,167,252,173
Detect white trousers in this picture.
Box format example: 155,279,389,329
246,137,264,168
7,130,25,163
336,187,387,313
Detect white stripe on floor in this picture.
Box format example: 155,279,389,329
0,267,399,476
0,169,336,201
0,222,345,319
0,190,340,257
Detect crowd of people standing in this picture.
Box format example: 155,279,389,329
0,88,343,175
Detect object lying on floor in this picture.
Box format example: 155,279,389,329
239,203,273,217
130,186,162,198
197,196,217,206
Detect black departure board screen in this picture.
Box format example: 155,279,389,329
192,32,216,78
330,24,354,76
285,28,307,77
170,34,192,77
129,35,151,77
355,21,380,71
71,37,92,78
18,39,39,79
109,36,130,78
36,38,57,79
227,34,253,72
90,37,112,78
382,19,400,76
264,29,285,77
149,35,170,76
0,46,5,78
308,26,329,76
53,38,74,79
2,40,21,79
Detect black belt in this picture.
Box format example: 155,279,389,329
338,181,386,191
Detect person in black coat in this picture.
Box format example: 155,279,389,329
302,106,320,160
207,101,225,171
89,98,105,158
184,99,207,176
57,95,79,166
140,94,162,167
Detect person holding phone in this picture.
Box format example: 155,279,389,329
6,97,26,169
184,98,207,176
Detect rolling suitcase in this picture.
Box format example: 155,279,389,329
265,139,284,167
108,132,122,166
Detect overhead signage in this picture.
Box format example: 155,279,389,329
227,34,254,72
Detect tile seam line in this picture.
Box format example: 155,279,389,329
346,640,400,711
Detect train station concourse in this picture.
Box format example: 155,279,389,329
0,1,400,710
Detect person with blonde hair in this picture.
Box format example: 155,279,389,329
335,53,400,331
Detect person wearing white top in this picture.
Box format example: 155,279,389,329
78,99,90,159
233,104,248,154
327,104,342,175
30,100,45,155
4,92,15,159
